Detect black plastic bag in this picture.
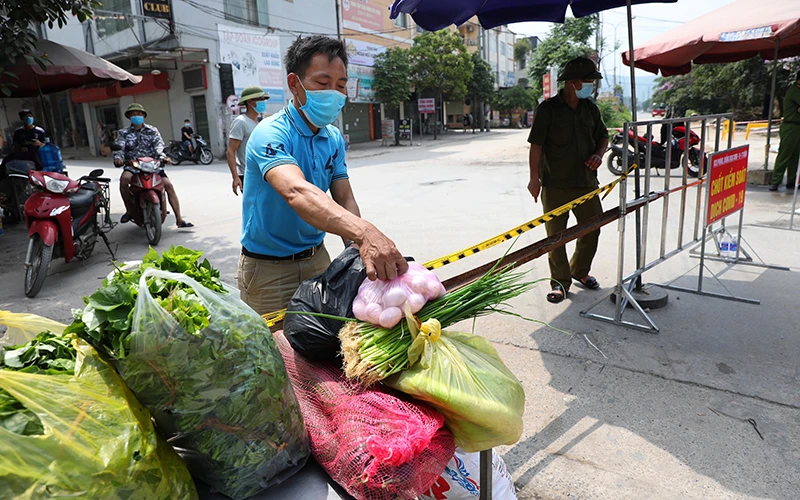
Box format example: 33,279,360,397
284,247,366,360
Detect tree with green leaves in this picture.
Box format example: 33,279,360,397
514,38,532,69
527,16,598,101
373,47,412,145
410,30,473,139
467,51,494,132
492,86,535,124
0,0,99,96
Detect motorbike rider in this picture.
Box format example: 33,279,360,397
6,109,48,170
113,103,194,228
181,119,195,156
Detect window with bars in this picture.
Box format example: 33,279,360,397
95,0,134,38
393,13,408,29
224,0,260,26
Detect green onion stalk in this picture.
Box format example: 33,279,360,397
338,264,540,385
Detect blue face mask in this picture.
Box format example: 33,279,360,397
297,79,347,128
575,82,595,99
254,100,267,114
130,116,145,126
23,116,34,126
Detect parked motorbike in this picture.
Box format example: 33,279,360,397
1,159,37,223
23,169,114,298
113,145,168,246
165,134,214,165
1,151,68,223
607,124,705,177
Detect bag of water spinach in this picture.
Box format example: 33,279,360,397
66,247,309,500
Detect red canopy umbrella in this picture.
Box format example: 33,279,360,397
2,38,142,97
622,0,800,168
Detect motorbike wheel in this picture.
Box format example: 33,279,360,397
24,234,53,298
606,151,625,176
199,147,214,165
168,152,182,165
143,201,162,246
684,149,704,178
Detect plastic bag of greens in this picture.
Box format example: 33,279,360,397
118,268,308,499
0,309,67,345
384,318,525,453
0,312,197,500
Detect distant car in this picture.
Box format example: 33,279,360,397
652,104,667,117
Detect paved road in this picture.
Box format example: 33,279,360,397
1,129,798,499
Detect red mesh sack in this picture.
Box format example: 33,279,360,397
274,330,455,500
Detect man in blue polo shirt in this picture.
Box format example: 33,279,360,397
240,36,408,315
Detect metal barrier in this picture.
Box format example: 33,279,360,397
581,113,762,333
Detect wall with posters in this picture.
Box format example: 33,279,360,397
217,25,284,115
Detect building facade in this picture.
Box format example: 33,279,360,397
339,0,417,144
13,0,338,158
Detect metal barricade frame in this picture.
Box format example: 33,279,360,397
580,113,779,333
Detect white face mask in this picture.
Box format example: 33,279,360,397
184,122,190,127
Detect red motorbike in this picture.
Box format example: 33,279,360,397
23,169,115,298
607,124,705,177
115,151,168,246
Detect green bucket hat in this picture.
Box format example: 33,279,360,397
239,85,269,104
124,102,147,118
557,57,603,82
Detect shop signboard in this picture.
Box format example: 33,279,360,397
706,145,749,226
418,98,435,114
347,64,377,103
342,0,384,32
218,25,284,112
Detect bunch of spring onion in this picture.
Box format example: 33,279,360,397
339,263,539,385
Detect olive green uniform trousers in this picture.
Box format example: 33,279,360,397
772,123,800,188
541,186,603,291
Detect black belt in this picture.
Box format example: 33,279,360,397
242,243,324,261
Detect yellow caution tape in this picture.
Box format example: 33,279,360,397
263,165,637,327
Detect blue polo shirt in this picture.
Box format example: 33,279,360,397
241,102,349,257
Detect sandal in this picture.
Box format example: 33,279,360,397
546,285,567,304
176,220,194,228
573,275,600,290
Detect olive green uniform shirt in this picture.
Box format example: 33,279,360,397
527,91,609,189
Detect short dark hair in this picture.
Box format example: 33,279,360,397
285,36,348,78
19,109,32,119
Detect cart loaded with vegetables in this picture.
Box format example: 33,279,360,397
0,245,542,500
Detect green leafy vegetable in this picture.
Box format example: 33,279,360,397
0,331,77,436
66,246,309,500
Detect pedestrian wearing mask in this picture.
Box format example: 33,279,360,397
239,35,407,316
527,57,609,303
227,86,268,195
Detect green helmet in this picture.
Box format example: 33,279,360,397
125,102,147,118
239,85,268,104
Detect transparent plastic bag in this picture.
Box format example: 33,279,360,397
0,313,197,500
120,269,309,500
353,262,446,329
420,448,518,500
385,319,525,452
0,310,66,345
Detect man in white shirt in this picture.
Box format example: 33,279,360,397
227,86,268,195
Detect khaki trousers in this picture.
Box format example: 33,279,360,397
541,186,603,291
237,245,331,319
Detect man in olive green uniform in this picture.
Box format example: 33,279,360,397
527,57,609,303
771,72,800,191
